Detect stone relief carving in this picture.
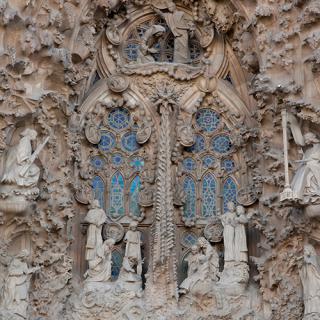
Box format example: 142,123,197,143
1,0,320,319
300,244,320,320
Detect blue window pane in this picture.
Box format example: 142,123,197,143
183,176,196,218
112,153,123,167
222,159,235,173
130,157,144,172
111,250,123,280
109,172,125,219
92,176,105,210
121,132,141,153
108,108,130,131
223,177,237,213
98,131,116,152
124,42,139,61
202,155,215,169
182,232,198,248
91,156,105,170
183,158,196,172
129,176,141,217
185,134,205,153
211,135,232,154
202,173,216,217
196,109,220,133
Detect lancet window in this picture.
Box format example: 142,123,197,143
181,108,238,221
90,107,145,221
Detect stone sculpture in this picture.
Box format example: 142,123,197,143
291,132,320,204
220,202,248,263
153,2,195,64
179,237,219,297
136,25,166,64
300,244,320,319
84,200,106,263
0,129,49,214
1,250,40,319
118,222,143,291
84,238,115,283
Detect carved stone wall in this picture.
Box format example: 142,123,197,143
0,0,319,319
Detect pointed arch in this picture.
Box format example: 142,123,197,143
201,172,217,217
129,175,141,217
222,177,238,213
92,176,105,210
109,172,125,219
183,176,197,219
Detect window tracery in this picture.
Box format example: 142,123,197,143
90,106,145,221
181,107,239,223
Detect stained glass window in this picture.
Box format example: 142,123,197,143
182,232,198,248
92,176,105,210
121,131,141,153
202,155,215,169
185,134,205,153
202,173,216,217
109,172,125,219
124,42,139,61
91,156,105,170
112,153,123,167
222,159,235,173
212,134,232,154
130,157,144,172
99,131,116,152
183,176,196,218
196,109,220,133
223,177,237,213
129,176,141,217
183,158,196,172
108,108,130,131
111,250,123,280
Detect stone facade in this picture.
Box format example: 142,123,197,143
0,0,320,319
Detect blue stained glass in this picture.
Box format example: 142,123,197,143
223,177,237,213
130,157,144,172
99,131,116,152
196,109,220,133
109,172,125,219
129,176,141,217
112,153,123,167
182,232,198,247
91,156,105,170
222,159,235,173
202,155,215,169
108,108,130,131
92,176,105,210
212,135,232,154
111,250,123,280
202,173,216,217
183,176,196,218
121,132,141,153
185,134,205,153
124,42,139,61
183,158,196,172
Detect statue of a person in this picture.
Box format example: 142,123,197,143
234,205,248,263
291,132,320,202
220,201,236,262
300,244,320,318
84,200,106,262
123,221,142,276
1,250,40,318
84,238,115,283
1,129,40,187
153,2,195,64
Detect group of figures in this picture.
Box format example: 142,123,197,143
83,200,143,294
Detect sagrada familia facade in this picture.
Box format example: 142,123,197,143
0,0,320,319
